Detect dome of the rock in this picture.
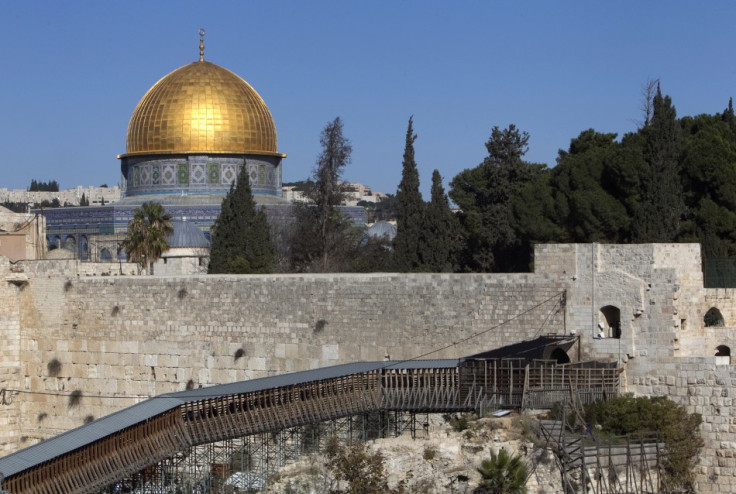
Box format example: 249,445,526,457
123,60,280,157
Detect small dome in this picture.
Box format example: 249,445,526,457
123,61,281,157
167,220,210,249
366,221,397,241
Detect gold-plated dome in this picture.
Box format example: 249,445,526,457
123,61,281,157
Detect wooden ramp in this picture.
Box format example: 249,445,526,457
0,358,620,494
540,419,664,493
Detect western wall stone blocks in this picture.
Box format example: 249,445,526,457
1,245,733,489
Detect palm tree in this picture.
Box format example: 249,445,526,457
475,448,527,494
121,201,173,275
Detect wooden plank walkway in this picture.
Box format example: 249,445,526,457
2,359,619,494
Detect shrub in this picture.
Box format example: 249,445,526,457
445,413,474,432
584,394,703,492
326,440,406,493
68,390,82,408
47,358,62,377
423,445,437,460
476,448,527,493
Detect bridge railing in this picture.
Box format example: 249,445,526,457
1,359,619,494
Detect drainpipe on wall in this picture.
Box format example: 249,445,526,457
591,242,596,337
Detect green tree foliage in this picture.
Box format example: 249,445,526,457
325,439,406,494
450,124,544,272
550,129,630,242
29,179,59,192
585,394,703,492
680,112,736,257
287,117,359,272
40,198,61,208
288,202,361,272
311,117,352,257
509,167,562,270
358,194,398,223
417,170,457,272
121,201,173,275
208,166,275,274
475,448,527,494
393,116,425,272
1,202,30,213
633,84,685,242
79,193,89,206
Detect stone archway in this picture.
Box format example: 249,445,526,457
599,305,621,339
63,235,76,252
550,348,570,364
704,307,725,327
716,345,731,365
80,235,89,261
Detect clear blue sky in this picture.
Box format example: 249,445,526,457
2,2,734,198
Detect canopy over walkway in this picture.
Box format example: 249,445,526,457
0,339,618,493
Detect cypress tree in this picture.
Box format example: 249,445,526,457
208,165,275,274
393,116,425,271
418,170,456,272
633,84,684,242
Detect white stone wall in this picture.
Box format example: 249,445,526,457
3,242,736,490
6,268,564,450
0,185,121,206
628,357,735,493
0,259,23,452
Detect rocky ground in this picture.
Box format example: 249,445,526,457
263,412,564,493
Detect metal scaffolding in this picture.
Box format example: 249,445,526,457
2,358,619,493
98,411,430,493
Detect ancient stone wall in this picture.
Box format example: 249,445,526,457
4,242,736,490
628,356,734,493
11,270,565,448
0,260,24,452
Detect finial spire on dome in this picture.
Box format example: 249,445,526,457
198,28,206,61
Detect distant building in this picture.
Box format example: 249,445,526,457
0,185,121,208
281,181,387,206
36,33,364,261
0,206,46,261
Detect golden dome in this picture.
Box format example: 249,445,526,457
123,61,282,157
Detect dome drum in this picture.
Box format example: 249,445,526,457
121,154,282,198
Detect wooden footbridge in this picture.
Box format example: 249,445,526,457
0,345,619,493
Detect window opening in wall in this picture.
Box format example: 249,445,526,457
680,318,687,331
599,305,621,339
716,345,731,365
704,307,725,327
716,345,730,356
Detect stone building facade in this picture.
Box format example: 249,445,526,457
0,242,735,491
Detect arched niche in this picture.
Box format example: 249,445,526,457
117,247,127,261
716,345,731,365
100,248,112,261
80,235,89,261
550,348,570,364
63,235,76,252
599,305,621,339
715,345,730,357
704,307,725,327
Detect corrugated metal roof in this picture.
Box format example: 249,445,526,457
464,336,577,361
0,359,459,479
